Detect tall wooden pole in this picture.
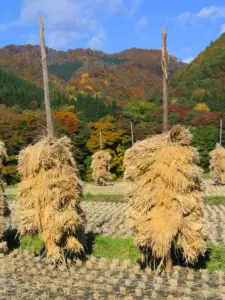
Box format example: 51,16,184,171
162,27,169,133
220,119,223,145
40,16,53,137
100,131,102,151
130,121,134,146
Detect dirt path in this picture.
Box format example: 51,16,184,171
5,180,225,196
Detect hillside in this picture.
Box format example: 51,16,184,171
0,67,44,110
0,45,185,105
170,33,225,112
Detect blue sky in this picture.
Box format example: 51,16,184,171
1,0,225,62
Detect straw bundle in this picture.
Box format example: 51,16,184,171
91,150,112,185
18,136,85,260
209,144,225,184
124,125,206,269
0,140,8,253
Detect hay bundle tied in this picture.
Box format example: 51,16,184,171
209,143,225,184
0,140,9,253
91,150,112,185
123,125,207,270
18,136,85,260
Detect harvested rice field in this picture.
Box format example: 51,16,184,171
1,249,225,300
2,180,225,299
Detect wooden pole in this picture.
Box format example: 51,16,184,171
100,131,102,151
220,119,223,146
130,121,134,146
40,16,53,137
162,27,169,133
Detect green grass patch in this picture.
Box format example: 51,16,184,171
203,196,225,205
7,185,16,189
202,173,211,180
20,235,44,253
84,193,124,202
93,235,139,262
7,194,17,200
206,244,225,271
17,234,225,271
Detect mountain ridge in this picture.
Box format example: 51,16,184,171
0,44,185,104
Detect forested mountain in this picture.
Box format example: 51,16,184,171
0,45,185,105
170,33,225,112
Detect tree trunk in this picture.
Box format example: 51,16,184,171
130,121,134,146
220,119,223,145
40,16,53,137
162,27,169,133
100,131,102,151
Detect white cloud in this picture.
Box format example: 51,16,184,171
135,16,148,32
221,24,225,33
0,0,142,49
182,56,195,63
26,33,39,45
176,6,225,27
88,28,106,50
176,12,192,25
197,6,225,19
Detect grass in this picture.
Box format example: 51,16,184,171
7,185,16,189
202,173,211,180
206,243,225,271
20,235,44,253
203,196,225,205
16,235,225,270
93,235,139,262
6,193,125,202
84,193,124,202
7,194,17,200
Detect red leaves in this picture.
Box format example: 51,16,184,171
54,111,79,135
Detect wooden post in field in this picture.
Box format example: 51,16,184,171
161,27,169,133
40,16,54,137
130,121,134,146
100,131,102,151
220,119,223,145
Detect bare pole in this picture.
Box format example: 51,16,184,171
40,16,54,137
220,119,223,146
161,27,169,133
100,131,102,151
130,121,134,146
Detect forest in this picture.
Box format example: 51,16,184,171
1,33,225,184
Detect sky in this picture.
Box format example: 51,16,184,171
1,0,225,63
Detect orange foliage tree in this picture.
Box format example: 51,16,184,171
53,111,79,136
87,116,130,179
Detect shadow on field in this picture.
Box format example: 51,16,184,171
137,243,211,271
85,232,96,256
4,229,20,251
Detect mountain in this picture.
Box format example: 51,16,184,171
0,45,185,105
0,67,44,110
170,33,225,111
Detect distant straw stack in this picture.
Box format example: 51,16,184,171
91,150,112,185
0,140,9,253
209,143,225,185
18,136,85,260
123,125,207,269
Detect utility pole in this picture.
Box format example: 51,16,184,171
40,16,53,137
100,131,102,151
130,121,134,146
161,27,169,133
220,119,223,145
